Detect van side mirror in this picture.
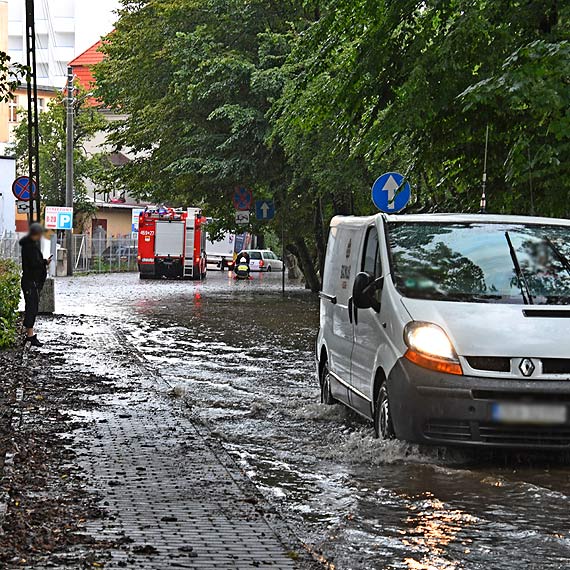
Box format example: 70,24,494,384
353,272,382,312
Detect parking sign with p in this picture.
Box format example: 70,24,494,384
45,206,74,230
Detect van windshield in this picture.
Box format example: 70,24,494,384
387,222,570,305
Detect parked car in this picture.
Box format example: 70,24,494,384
237,249,283,272
101,245,138,263
316,213,570,449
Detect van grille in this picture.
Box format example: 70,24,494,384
424,420,472,441
478,423,570,447
465,357,570,376
542,359,570,375
472,390,570,403
424,419,570,447
466,357,510,373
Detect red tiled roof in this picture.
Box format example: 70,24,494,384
69,39,106,104
69,40,105,67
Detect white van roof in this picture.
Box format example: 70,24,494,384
332,213,570,227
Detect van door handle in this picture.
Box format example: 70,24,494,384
348,297,358,326
319,292,337,304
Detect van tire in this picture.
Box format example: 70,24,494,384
374,382,395,440
320,359,335,405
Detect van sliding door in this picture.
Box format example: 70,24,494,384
350,223,385,416
322,224,360,403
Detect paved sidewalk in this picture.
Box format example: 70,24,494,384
2,315,309,569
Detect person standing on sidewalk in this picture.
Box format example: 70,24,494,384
19,223,51,347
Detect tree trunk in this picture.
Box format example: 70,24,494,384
288,238,321,293
314,197,326,279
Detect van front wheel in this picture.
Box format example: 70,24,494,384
374,383,395,440
320,360,335,405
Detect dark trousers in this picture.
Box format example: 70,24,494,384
22,280,43,329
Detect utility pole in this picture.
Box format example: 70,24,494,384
25,0,40,224
65,66,74,276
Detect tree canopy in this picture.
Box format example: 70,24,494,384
94,0,570,290
12,89,107,214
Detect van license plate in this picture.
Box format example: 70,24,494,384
492,403,567,425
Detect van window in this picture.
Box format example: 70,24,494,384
388,222,570,305
362,227,381,277
249,251,262,260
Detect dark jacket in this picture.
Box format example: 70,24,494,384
19,236,47,284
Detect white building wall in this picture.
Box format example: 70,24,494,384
0,156,16,234
7,0,119,89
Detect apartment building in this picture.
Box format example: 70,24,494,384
7,0,119,88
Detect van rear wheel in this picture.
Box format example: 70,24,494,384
320,360,335,405
374,383,395,440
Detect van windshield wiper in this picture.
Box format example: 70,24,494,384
544,236,570,276
505,231,533,305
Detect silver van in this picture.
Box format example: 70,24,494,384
316,213,570,448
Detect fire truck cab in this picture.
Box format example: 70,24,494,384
138,207,207,280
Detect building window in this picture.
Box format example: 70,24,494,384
38,98,45,112
8,101,17,123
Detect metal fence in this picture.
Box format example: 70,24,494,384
0,234,21,263
71,234,138,274
0,233,139,275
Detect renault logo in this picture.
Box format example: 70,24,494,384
519,358,536,377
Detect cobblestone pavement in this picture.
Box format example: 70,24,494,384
2,313,316,569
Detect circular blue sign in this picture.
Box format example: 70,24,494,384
371,172,411,213
233,187,253,210
12,176,38,201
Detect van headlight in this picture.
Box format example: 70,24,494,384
403,322,463,376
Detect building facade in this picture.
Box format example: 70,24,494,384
7,0,119,88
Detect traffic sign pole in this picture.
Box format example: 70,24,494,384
281,216,285,297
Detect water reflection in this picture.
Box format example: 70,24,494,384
402,494,476,570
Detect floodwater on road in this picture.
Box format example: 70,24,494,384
53,272,570,570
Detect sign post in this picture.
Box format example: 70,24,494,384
371,172,411,213
281,215,285,297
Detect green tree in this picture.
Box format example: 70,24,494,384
94,0,329,290
275,0,570,217
12,89,106,214
94,0,570,290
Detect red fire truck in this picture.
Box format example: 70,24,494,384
137,207,207,280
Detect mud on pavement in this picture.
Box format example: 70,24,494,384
0,314,322,569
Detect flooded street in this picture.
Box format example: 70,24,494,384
53,272,570,570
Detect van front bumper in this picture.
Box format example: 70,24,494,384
388,358,570,449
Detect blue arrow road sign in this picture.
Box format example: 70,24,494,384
371,172,411,213
255,200,275,221
12,176,37,201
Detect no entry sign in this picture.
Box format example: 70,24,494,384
12,176,38,201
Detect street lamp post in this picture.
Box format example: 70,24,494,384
65,66,74,276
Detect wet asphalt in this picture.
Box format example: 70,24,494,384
52,271,570,570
